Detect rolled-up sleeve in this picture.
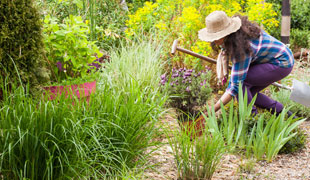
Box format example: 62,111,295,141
226,56,252,96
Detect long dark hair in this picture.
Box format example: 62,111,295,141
212,15,261,63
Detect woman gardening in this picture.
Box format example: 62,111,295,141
198,11,295,117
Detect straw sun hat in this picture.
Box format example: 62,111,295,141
198,11,242,42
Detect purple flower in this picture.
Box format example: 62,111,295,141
88,63,101,73
172,73,179,78
184,72,191,77
56,61,65,72
205,66,211,71
161,74,167,80
186,87,190,92
179,68,185,72
187,69,193,73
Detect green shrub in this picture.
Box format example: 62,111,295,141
290,28,310,50
127,0,155,12
0,0,50,88
291,0,310,31
279,128,307,154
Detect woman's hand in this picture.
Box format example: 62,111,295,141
214,91,233,112
198,91,232,122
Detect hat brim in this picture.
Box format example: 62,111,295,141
198,17,242,42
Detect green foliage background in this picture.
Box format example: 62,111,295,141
38,0,129,51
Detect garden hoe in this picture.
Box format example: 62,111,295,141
171,39,310,107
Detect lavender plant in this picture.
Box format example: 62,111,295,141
160,67,213,121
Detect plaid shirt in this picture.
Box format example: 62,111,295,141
226,31,294,96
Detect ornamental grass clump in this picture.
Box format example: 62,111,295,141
0,82,85,180
160,67,213,121
93,38,168,177
167,120,226,180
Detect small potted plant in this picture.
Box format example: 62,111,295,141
42,15,105,102
160,66,213,137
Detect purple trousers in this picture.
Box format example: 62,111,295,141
241,63,293,115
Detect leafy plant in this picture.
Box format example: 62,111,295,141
247,108,306,162
43,15,102,83
37,0,128,51
203,83,306,162
207,83,257,151
160,67,213,121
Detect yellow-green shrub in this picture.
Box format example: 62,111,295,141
125,0,279,69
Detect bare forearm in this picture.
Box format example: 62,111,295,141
214,92,232,112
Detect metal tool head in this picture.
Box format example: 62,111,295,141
290,79,310,107
171,40,179,55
